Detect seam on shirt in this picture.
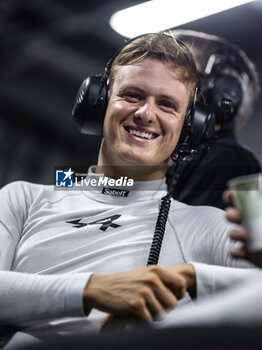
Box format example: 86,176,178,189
28,191,84,214
168,204,188,263
0,221,18,243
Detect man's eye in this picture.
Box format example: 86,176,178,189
159,101,175,110
126,93,140,100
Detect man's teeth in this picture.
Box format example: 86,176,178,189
128,128,154,139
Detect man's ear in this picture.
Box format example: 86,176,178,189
168,157,174,166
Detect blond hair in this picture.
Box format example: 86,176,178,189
109,32,198,107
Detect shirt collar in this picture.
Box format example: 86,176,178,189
82,166,168,204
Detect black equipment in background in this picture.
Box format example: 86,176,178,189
200,53,243,125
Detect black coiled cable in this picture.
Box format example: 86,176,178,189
146,193,171,265
146,160,181,266
146,133,215,266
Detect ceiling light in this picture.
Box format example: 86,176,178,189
110,0,255,38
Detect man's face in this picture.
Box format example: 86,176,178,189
99,58,190,178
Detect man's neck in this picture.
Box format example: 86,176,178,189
94,164,167,181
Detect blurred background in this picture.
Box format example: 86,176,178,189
0,0,261,187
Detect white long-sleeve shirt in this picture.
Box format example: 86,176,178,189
0,172,254,333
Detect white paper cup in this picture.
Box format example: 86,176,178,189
228,173,262,251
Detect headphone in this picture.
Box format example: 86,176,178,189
72,34,216,154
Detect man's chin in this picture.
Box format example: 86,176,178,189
121,155,153,167
117,157,167,177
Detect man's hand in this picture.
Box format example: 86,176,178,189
224,190,262,267
83,264,195,323
164,263,196,298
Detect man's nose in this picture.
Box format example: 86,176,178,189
134,99,156,124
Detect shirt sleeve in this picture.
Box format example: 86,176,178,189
184,205,257,299
156,270,262,328
0,182,28,270
0,182,92,326
192,262,259,299
0,271,91,325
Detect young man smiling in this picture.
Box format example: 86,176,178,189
0,33,255,346
99,58,189,179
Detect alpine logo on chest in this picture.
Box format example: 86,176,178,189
66,215,121,231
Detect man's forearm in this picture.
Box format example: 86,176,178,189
0,271,90,325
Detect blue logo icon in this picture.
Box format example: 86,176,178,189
56,168,74,188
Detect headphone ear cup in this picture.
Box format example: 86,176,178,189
190,104,215,149
72,75,108,136
174,103,215,156
211,75,242,124
176,109,193,148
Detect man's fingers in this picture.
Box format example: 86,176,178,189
226,207,242,224
223,190,233,205
144,290,167,318
148,265,187,300
229,245,246,259
229,228,248,259
167,277,186,300
230,228,248,242
153,284,178,309
230,246,262,267
138,306,153,324
138,269,179,312
129,297,153,323
162,264,195,297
